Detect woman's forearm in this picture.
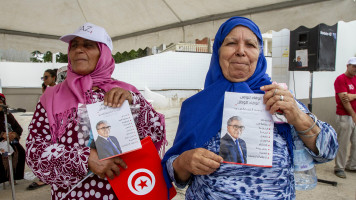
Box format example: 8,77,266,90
172,155,192,183
292,112,319,154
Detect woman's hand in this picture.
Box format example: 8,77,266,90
104,87,133,107
88,148,127,180
261,84,305,126
261,84,320,153
172,148,223,183
1,132,17,141
9,132,17,141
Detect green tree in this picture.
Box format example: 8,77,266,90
42,51,53,62
30,50,42,62
112,48,147,63
56,52,68,63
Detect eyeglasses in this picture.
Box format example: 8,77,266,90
41,76,49,81
228,125,245,130
97,126,111,131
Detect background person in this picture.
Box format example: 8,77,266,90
334,57,356,178
162,16,338,199
26,23,166,200
0,93,25,187
93,120,122,160
220,116,247,163
41,69,57,90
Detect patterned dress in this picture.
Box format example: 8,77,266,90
166,101,338,200
26,89,165,200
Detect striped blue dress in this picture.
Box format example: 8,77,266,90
166,102,338,200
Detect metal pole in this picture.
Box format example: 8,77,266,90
308,71,313,112
2,105,16,200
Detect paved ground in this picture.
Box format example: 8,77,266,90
0,108,355,200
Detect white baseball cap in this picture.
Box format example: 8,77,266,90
347,57,356,65
60,22,113,51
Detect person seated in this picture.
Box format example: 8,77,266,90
26,22,166,199
0,93,25,188
162,16,338,199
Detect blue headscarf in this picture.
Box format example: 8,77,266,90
162,16,292,194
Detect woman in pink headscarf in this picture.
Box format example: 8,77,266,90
25,23,166,200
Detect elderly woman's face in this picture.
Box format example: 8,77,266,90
69,37,100,75
219,26,260,82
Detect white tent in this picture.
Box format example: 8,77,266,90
1,0,355,53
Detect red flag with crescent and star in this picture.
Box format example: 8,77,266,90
107,137,176,199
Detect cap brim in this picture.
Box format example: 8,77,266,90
60,33,102,45
59,34,78,43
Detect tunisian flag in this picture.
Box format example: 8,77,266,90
108,137,177,199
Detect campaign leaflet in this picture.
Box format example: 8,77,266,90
219,92,273,167
86,100,141,160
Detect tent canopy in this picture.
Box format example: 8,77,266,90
0,0,355,53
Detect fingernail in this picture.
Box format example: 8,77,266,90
260,86,264,90
108,103,112,107
104,102,107,106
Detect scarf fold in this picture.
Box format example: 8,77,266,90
40,43,139,143
162,16,293,191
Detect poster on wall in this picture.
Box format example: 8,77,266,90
295,49,308,68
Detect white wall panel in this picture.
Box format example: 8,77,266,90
112,52,212,90
0,62,65,88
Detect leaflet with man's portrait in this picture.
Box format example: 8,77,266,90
220,92,274,167
86,100,142,160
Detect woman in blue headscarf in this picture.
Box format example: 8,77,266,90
162,17,338,199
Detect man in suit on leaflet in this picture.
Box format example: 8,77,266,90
220,116,247,164
92,120,122,160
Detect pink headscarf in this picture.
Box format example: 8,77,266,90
41,42,139,143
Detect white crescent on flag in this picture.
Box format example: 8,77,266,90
127,168,156,195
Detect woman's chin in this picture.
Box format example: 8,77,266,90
226,75,250,83
73,69,93,76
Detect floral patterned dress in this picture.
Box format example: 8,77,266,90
26,89,165,200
